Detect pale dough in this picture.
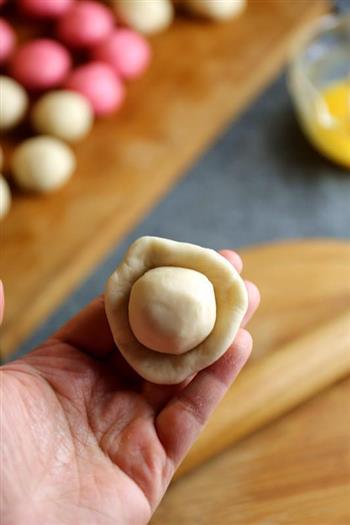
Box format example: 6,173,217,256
11,136,76,192
111,0,174,34
32,90,94,142
184,0,246,19
129,266,216,355
0,76,28,131
0,174,11,219
105,236,248,384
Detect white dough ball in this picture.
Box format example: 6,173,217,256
129,266,216,355
0,76,29,131
0,174,11,219
185,0,246,19
32,90,94,142
112,0,174,34
11,136,76,192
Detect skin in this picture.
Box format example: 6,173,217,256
0,251,260,525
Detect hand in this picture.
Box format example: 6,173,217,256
1,251,259,525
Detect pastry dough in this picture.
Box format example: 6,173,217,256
0,76,28,131
105,236,248,384
0,174,11,219
11,136,76,192
184,0,246,20
32,90,93,142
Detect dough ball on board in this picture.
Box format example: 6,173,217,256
11,136,76,192
32,90,94,142
0,174,11,219
184,0,246,20
105,236,248,384
0,76,28,131
112,0,174,35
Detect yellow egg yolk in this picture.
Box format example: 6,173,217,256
303,80,350,168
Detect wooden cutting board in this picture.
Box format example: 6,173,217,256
151,239,350,524
0,0,329,358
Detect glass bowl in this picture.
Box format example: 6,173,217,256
288,13,350,168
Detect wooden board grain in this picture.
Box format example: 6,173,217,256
175,239,350,476
0,0,329,357
151,378,350,525
150,239,350,525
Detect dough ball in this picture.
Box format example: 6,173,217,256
112,0,174,35
0,174,11,219
0,76,28,131
11,136,76,192
10,39,71,91
57,1,114,48
105,236,248,384
0,18,16,65
32,90,94,142
129,266,216,355
65,62,125,116
18,0,74,18
185,0,246,20
91,29,151,80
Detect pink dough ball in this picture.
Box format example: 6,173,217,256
65,61,125,116
18,0,74,18
0,18,16,64
92,29,151,80
10,39,71,90
57,1,114,49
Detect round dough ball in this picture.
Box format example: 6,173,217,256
129,266,216,355
57,1,114,48
92,29,151,80
0,174,11,219
65,62,125,116
105,236,248,384
11,136,76,192
19,0,74,18
185,0,246,19
32,90,94,142
0,18,16,64
112,0,174,35
10,39,71,91
0,76,28,131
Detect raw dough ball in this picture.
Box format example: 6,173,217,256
112,0,174,35
105,236,248,384
0,76,28,131
0,174,11,219
10,39,71,90
65,62,125,116
57,1,114,48
92,29,151,80
0,18,16,64
11,136,76,192
185,0,246,19
32,90,94,142
19,0,74,18
129,266,216,355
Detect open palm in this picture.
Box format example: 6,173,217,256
1,251,259,525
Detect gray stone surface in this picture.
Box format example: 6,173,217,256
9,74,350,361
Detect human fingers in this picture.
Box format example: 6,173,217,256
156,328,252,467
